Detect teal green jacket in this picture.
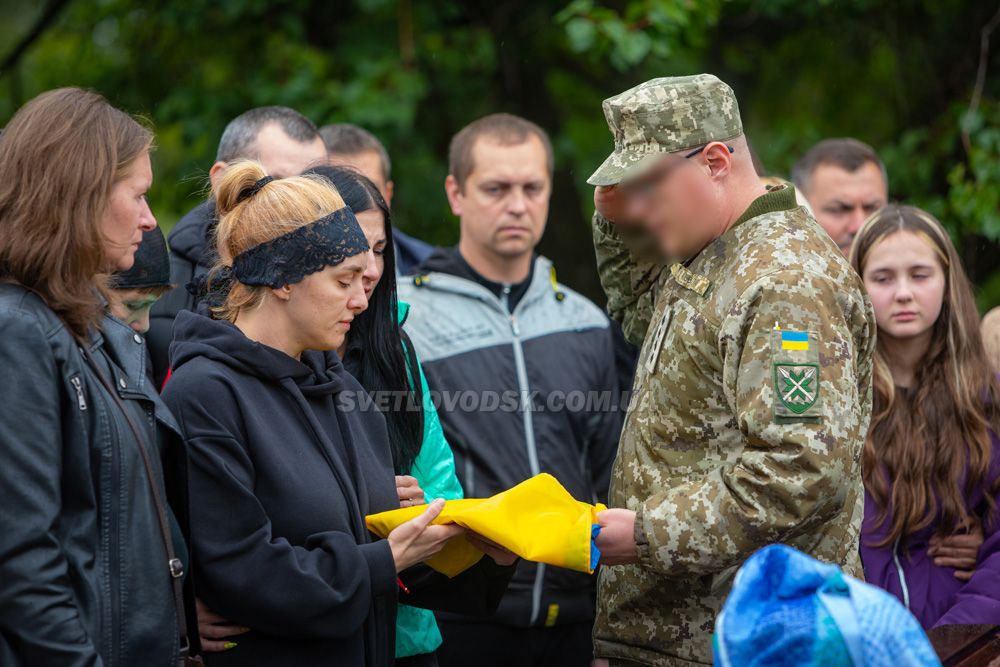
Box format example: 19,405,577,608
396,302,464,658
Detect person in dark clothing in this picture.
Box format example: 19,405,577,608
0,88,198,666
609,319,639,398
320,123,434,275
162,161,515,667
399,114,624,667
107,225,174,383
108,225,174,334
307,165,466,666
146,106,328,387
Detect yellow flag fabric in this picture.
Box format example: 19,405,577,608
365,473,606,578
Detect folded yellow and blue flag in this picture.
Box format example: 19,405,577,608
365,473,605,577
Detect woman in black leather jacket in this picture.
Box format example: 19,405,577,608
0,88,198,666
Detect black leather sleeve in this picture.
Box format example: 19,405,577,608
0,310,102,666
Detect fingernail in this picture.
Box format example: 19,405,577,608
223,642,238,650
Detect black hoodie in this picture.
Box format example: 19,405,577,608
162,310,512,666
147,199,218,387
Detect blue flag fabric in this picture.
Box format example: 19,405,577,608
714,544,942,667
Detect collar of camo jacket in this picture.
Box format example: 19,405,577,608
732,182,797,229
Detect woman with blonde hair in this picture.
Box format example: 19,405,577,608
853,204,1000,627
162,161,514,666
0,88,198,665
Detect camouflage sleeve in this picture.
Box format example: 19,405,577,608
586,324,625,504
634,269,871,576
592,211,667,347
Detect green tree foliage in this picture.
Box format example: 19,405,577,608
1,0,997,307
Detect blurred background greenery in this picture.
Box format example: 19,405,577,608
2,0,998,307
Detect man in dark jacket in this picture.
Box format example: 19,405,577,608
398,113,624,667
320,122,434,275
145,106,327,386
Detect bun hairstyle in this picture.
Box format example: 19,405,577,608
208,160,347,322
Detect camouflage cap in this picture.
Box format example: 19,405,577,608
587,74,743,186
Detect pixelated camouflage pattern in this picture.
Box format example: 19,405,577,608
587,74,744,187
591,185,876,666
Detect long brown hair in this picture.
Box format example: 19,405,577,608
851,204,1000,545
0,87,153,337
208,160,348,322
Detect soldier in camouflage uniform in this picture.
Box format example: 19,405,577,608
586,74,877,666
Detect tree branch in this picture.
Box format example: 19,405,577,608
0,0,72,78
962,3,1000,155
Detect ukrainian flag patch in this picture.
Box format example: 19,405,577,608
780,330,809,351
771,326,822,420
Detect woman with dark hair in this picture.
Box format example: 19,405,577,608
308,166,435,478
852,204,1000,628
308,165,465,665
0,88,198,665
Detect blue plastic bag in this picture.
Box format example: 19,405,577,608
714,544,941,667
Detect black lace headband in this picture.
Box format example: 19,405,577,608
230,206,369,288
187,206,369,303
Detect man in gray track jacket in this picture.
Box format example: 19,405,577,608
399,113,624,667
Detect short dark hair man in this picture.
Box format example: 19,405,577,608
398,113,623,667
146,106,327,386
792,138,888,255
319,123,433,275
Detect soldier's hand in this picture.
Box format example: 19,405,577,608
594,186,638,226
595,508,639,565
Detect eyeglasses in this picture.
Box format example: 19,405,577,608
122,296,160,315
683,143,735,159
620,143,736,199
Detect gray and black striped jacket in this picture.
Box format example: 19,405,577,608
399,251,624,628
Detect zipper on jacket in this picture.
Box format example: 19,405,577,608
82,347,122,662
70,375,87,411
463,449,476,498
503,284,546,626
892,536,911,609
108,391,123,665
